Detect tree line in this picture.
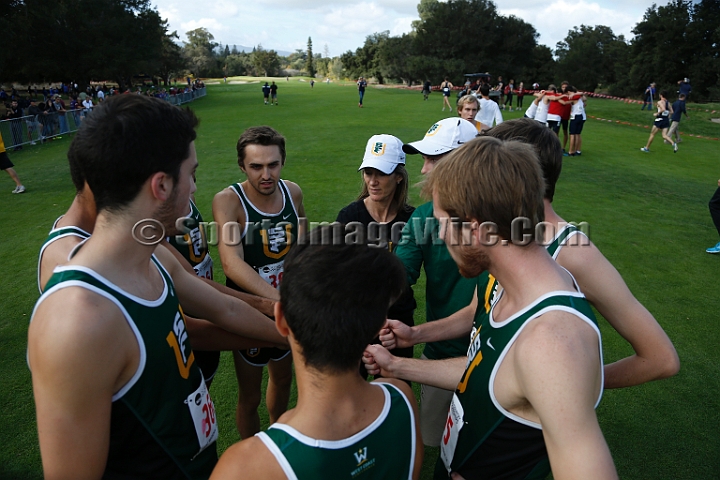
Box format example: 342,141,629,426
2,0,717,100
0,1,332,90
340,0,720,101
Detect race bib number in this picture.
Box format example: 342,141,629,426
258,261,284,289
193,255,214,280
185,376,218,455
440,393,465,472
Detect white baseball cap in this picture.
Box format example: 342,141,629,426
358,134,406,174
402,118,478,156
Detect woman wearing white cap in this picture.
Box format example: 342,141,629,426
336,134,414,239
336,134,416,372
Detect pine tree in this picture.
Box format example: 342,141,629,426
307,37,316,77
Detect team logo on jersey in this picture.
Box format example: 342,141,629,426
426,123,441,136
371,142,386,156
260,223,293,259
354,447,368,465
351,446,376,477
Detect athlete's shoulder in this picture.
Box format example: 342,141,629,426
211,436,285,480
373,378,415,405
282,179,303,197
515,306,599,367
30,280,133,372
213,185,245,221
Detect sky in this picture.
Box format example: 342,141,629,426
153,0,656,58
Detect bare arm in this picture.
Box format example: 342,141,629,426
185,315,281,351
29,289,137,480
513,314,617,479
363,344,466,390
380,288,477,349
161,242,276,317
558,240,679,388
155,246,286,346
212,188,280,300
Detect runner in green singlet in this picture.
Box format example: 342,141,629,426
382,120,678,393
365,137,617,479
29,96,285,479
213,126,306,440
211,226,422,480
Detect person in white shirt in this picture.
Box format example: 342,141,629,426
82,97,94,114
474,84,503,128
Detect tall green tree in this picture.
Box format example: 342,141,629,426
183,27,219,77
411,0,538,83
2,0,177,90
555,25,629,91
252,45,280,77
629,0,693,93
307,37,316,77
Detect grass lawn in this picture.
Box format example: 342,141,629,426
2,78,719,479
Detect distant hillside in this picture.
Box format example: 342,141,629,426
227,44,293,57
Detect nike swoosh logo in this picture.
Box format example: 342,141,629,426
283,213,291,220
486,338,495,351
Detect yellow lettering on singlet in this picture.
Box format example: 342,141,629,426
166,307,195,379
484,274,496,314
458,327,483,394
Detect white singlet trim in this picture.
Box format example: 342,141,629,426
549,224,588,260
30,280,147,401
51,257,169,307
37,228,91,294
256,382,416,480
487,293,604,430
231,180,293,240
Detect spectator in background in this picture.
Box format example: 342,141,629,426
495,75,505,106
422,79,432,101
642,83,656,110
668,93,689,145
69,96,82,127
262,82,270,104
6,100,24,150
503,79,514,111
27,99,41,144
475,84,503,128
37,101,53,140
357,77,367,108
270,81,278,105
82,95,94,116
516,82,525,109
678,78,692,101
97,87,105,102
53,95,68,135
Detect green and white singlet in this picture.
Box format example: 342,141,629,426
32,256,218,479
257,383,417,480
441,225,601,478
37,216,91,293
227,180,299,290
167,199,214,280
